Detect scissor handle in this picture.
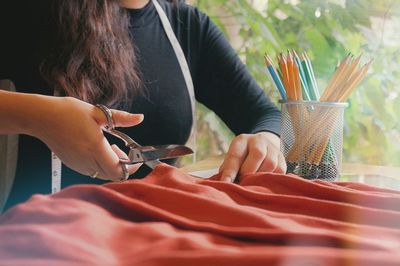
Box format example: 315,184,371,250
105,128,140,149
119,157,133,164
102,128,162,169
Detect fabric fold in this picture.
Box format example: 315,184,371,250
1,163,399,265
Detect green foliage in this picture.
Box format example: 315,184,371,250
191,0,400,166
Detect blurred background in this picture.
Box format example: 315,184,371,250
185,0,400,167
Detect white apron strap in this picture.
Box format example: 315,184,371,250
152,0,197,161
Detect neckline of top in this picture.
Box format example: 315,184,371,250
126,0,158,28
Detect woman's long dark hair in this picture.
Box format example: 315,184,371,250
41,0,180,108
41,0,141,108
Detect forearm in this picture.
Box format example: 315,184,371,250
0,90,52,136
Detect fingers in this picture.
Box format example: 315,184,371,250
89,137,122,181
111,144,142,175
241,134,287,175
111,110,144,128
219,133,288,183
257,146,287,174
94,106,144,128
276,153,287,174
219,135,248,183
90,138,135,181
239,135,267,174
89,106,143,181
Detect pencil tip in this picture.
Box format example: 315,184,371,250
354,53,363,61
365,58,374,67
264,54,270,65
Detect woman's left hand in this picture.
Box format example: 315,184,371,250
218,132,287,182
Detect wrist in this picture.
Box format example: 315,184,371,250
26,94,68,141
7,92,59,138
23,94,50,137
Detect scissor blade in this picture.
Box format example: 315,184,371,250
128,145,193,163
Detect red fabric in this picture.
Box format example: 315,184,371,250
1,164,400,266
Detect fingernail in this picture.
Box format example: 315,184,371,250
130,113,143,117
134,114,144,121
222,176,233,183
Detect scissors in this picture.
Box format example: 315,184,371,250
96,104,193,170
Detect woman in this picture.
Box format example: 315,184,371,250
0,0,286,210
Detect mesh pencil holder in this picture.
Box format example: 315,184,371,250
279,100,348,181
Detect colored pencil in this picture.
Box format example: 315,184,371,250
264,54,286,99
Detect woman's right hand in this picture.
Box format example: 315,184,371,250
29,96,144,181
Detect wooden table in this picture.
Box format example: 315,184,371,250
182,155,400,190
